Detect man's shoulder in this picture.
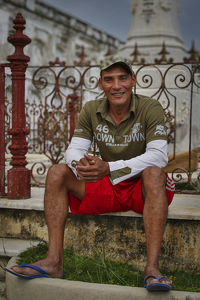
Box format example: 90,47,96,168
135,93,157,102
83,97,106,112
134,94,162,108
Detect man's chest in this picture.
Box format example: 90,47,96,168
92,117,146,150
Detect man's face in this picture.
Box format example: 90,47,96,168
99,64,136,109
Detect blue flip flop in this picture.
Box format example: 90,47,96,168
5,264,50,279
144,275,172,291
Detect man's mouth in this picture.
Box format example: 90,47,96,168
112,92,125,96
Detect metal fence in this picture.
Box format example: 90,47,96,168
1,13,200,198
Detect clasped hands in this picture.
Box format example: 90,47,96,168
75,154,110,182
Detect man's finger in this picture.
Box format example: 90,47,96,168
78,156,90,166
84,154,96,165
84,153,96,161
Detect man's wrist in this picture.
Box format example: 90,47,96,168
106,162,110,176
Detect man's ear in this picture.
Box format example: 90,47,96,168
98,77,104,90
132,74,136,87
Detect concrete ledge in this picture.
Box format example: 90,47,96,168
0,239,40,280
1,189,200,271
0,239,40,257
0,187,200,220
6,257,200,300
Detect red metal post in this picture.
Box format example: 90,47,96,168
0,66,6,196
7,13,32,199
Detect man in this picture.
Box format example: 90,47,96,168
8,56,175,290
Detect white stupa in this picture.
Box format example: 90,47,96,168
118,0,200,153
119,0,187,63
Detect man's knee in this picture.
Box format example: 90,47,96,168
141,166,166,190
47,164,71,184
141,167,168,206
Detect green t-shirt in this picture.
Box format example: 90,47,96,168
73,93,167,163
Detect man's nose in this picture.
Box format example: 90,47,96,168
112,78,121,89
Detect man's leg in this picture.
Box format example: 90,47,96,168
141,166,172,286
11,164,85,278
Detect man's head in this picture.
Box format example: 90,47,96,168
100,55,134,77
99,56,136,109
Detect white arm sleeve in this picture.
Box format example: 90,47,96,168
64,137,92,176
65,138,168,185
108,140,168,185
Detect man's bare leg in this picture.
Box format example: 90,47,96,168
141,166,172,287
11,164,85,278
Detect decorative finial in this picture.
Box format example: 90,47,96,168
7,12,31,63
155,42,173,64
104,47,114,57
130,43,145,64
183,40,199,64
74,46,90,67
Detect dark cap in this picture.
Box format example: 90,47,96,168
100,55,133,75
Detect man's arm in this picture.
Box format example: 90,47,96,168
65,137,168,184
65,136,110,181
108,139,168,185
64,137,92,176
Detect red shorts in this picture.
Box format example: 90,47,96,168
68,174,175,215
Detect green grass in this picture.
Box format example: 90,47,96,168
175,181,199,191
15,241,200,292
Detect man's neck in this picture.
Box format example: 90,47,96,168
109,103,130,127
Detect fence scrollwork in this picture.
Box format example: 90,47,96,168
4,44,200,193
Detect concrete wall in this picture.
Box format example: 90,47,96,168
0,0,123,66
0,207,200,272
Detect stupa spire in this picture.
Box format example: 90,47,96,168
119,0,186,63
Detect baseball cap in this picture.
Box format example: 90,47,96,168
100,55,133,75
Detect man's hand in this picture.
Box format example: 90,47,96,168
76,154,110,182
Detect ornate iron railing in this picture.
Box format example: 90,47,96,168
2,14,200,196
5,61,200,193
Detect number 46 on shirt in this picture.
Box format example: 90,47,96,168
96,125,109,133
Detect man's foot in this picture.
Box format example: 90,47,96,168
144,267,172,290
10,258,63,279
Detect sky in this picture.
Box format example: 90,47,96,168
43,0,199,52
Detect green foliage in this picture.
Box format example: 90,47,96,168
16,241,200,292
62,246,144,287
16,241,48,265
167,266,200,293
175,181,198,191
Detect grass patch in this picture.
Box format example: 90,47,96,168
175,181,198,191
16,241,200,292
